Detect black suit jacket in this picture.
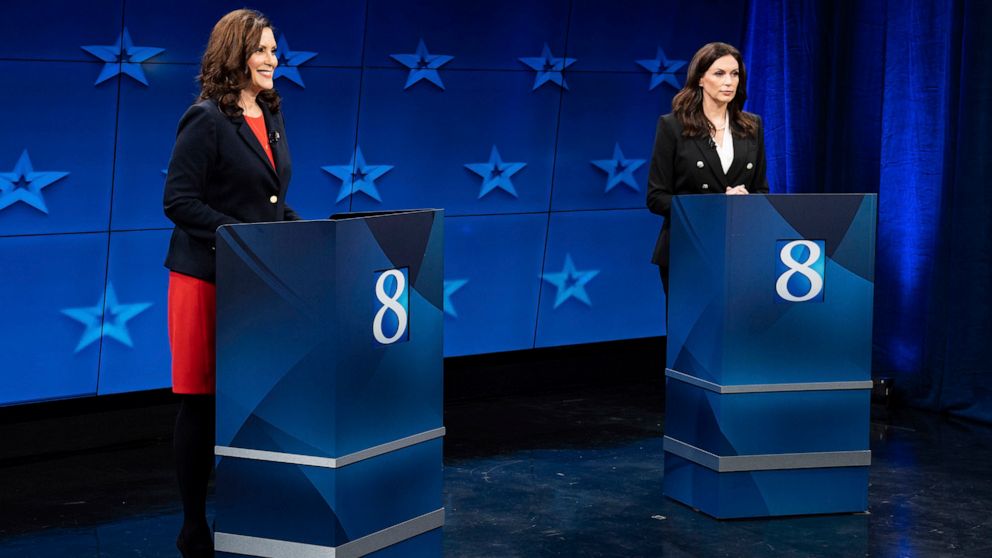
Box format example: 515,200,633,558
645,112,769,266
163,99,299,282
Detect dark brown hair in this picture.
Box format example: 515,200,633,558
671,42,757,139
197,9,281,118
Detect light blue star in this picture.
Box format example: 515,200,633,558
390,39,454,90
322,147,394,202
80,28,164,86
591,143,646,193
443,279,468,318
0,150,69,214
541,254,600,309
518,43,576,90
464,146,526,199
274,34,317,87
61,283,153,353
636,47,686,91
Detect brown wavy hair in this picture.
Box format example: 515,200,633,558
197,9,281,118
671,42,757,139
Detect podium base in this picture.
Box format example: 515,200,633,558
663,454,869,519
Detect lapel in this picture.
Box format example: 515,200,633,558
236,109,278,181
260,103,287,179
691,136,726,186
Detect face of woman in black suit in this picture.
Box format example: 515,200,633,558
246,27,278,96
698,54,740,107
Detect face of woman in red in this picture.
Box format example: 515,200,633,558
245,27,278,95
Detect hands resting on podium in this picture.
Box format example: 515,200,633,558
725,185,750,195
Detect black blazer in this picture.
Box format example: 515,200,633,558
645,112,769,266
163,99,299,282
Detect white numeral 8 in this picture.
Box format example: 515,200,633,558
373,270,408,344
776,241,823,302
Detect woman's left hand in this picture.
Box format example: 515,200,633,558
725,185,749,195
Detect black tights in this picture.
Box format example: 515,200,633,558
174,394,215,549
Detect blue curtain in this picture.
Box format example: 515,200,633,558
744,0,992,422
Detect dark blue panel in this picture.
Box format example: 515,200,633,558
0,62,117,236
365,0,569,70
536,209,665,348
215,441,441,546
351,69,559,215
666,382,870,455
664,455,869,518
112,64,199,231
2,0,122,61
552,72,669,211
0,234,107,406
97,230,171,395
215,213,443,456
124,0,365,66
444,214,547,356
566,0,743,71
277,69,362,219
667,195,875,385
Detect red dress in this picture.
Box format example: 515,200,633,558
168,112,274,394
168,271,216,394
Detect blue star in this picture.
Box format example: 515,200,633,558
464,146,526,199
322,147,394,203
591,143,646,193
0,150,69,214
390,39,454,90
443,279,468,318
636,47,686,91
274,34,317,87
80,28,165,86
61,283,153,353
541,254,600,309
518,43,576,90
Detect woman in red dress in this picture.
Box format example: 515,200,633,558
163,9,299,557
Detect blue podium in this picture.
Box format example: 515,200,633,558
663,194,876,518
212,209,444,556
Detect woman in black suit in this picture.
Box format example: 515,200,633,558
646,42,769,294
163,9,299,557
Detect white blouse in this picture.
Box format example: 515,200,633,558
716,123,734,174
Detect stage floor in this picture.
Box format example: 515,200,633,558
1,370,990,557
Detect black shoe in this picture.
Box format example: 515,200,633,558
176,526,214,558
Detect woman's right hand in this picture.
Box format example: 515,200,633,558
725,185,749,195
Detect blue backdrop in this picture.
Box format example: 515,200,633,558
3,0,987,424
745,0,992,423
2,0,751,405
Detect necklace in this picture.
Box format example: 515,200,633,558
708,112,728,133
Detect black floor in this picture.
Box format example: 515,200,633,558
2,340,991,557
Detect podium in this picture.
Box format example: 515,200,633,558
212,209,444,556
663,194,876,518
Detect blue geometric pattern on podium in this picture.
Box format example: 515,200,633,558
663,194,877,518
214,210,444,556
